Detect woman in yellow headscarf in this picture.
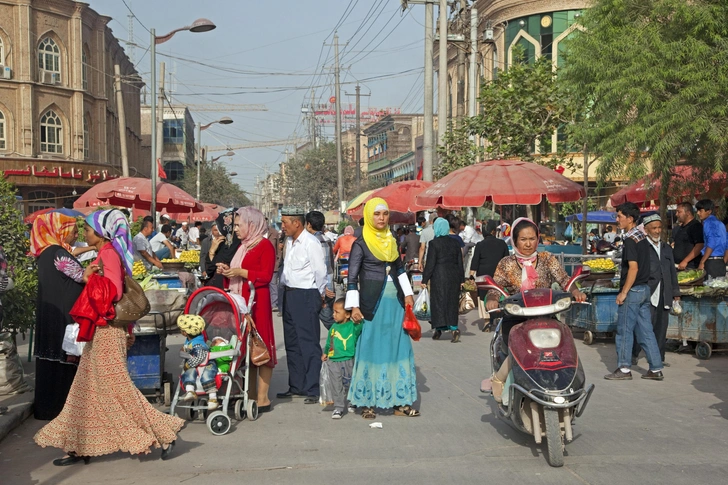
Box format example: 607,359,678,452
345,198,420,419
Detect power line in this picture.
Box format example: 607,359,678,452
344,9,412,66
121,0,151,34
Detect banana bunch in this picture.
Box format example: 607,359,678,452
132,260,147,278
161,258,179,263
584,258,616,272
179,250,200,264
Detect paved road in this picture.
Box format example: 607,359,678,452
2,311,728,485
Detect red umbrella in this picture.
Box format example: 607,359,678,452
609,166,727,206
167,203,222,222
347,180,455,222
415,159,586,207
73,177,202,213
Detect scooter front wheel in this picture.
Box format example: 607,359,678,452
544,408,564,467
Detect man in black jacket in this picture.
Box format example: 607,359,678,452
632,214,680,367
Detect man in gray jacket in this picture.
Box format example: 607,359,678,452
632,214,680,367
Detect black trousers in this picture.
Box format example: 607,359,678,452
282,287,322,397
632,292,669,361
705,258,727,278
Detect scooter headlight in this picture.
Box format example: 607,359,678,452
504,303,523,316
528,328,562,349
554,297,572,312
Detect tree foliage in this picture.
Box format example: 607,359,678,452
282,142,358,210
181,162,250,208
438,49,582,177
0,176,37,336
561,0,728,186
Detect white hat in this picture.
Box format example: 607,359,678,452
181,221,188,226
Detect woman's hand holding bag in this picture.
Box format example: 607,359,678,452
403,304,421,341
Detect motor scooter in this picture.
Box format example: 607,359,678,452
405,258,423,293
476,266,595,467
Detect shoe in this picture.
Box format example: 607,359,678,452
258,404,271,414
331,409,343,419
347,404,357,413
662,361,671,367
432,330,442,340
272,307,279,312
451,330,461,343
675,344,691,353
207,399,219,411
53,453,90,466
304,396,319,404
642,370,664,381
161,440,175,461
631,356,639,366
181,391,196,402
276,389,303,399
604,369,632,380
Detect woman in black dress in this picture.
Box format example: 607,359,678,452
30,213,92,420
204,208,241,289
422,218,464,342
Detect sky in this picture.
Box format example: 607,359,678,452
91,0,429,196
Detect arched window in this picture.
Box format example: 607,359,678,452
27,190,56,214
38,37,60,73
83,116,90,159
164,161,185,181
0,111,5,150
40,110,62,153
82,48,88,90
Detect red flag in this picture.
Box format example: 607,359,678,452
157,159,167,180
416,162,423,180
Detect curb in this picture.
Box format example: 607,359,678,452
0,401,33,444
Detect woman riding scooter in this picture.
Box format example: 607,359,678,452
484,218,587,401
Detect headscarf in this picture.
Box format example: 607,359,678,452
215,208,237,246
433,217,449,238
362,197,399,262
229,206,268,294
30,213,77,257
344,225,355,236
511,217,540,291
85,209,134,276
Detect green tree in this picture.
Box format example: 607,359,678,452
0,177,38,337
561,0,728,214
181,162,250,208
282,142,358,210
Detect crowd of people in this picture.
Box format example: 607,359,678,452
14,193,728,466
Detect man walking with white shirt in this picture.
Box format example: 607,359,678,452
277,207,328,404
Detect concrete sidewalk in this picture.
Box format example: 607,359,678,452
0,337,35,445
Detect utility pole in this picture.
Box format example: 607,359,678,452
456,1,466,119
310,88,316,148
438,0,448,147
156,62,166,189
345,84,370,191
468,6,478,119
114,64,129,177
328,33,345,212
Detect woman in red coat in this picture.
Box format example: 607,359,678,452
217,206,276,412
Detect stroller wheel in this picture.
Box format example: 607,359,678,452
206,411,232,436
234,399,245,421
197,398,209,421
246,400,259,421
179,404,197,421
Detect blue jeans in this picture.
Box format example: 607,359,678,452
182,364,218,392
155,246,171,260
615,285,663,371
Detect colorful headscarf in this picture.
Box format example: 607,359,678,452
511,217,540,291
85,209,134,276
30,213,77,257
343,225,355,236
362,198,399,262
433,218,450,238
229,206,268,294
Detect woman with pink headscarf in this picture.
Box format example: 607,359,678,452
217,207,276,412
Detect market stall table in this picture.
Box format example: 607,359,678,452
667,286,728,359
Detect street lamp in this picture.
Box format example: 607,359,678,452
196,118,233,200
151,18,216,220
210,151,235,163
228,172,238,177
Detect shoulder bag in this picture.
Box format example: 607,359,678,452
245,315,271,366
99,255,151,326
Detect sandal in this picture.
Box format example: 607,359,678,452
361,407,376,419
394,405,421,417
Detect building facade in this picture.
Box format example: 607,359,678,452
140,105,195,182
0,0,143,214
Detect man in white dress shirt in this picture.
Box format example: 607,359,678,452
276,207,328,403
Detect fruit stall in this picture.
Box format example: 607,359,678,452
563,258,619,345
667,271,728,360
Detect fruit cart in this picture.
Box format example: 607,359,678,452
564,258,619,345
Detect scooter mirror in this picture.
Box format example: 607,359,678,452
565,265,590,291
475,275,509,298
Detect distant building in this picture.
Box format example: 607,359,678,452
140,105,195,182
0,0,143,215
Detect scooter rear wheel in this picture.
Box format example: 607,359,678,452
544,408,564,467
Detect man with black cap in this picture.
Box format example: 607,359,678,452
631,214,680,368
277,207,328,404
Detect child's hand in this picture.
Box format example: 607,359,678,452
321,354,328,361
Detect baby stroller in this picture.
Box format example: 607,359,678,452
170,285,258,435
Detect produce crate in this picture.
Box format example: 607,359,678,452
667,295,728,359
564,289,619,345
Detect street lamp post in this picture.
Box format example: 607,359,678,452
151,19,216,221
210,151,235,163
196,117,233,200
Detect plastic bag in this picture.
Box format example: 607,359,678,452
403,304,422,341
61,323,86,357
319,361,335,406
459,291,475,314
413,288,431,320
671,300,682,316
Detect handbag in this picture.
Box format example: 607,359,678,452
246,315,271,366
99,256,151,326
459,291,475,314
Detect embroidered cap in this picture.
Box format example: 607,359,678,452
177,314,206,335
642,213,661,226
